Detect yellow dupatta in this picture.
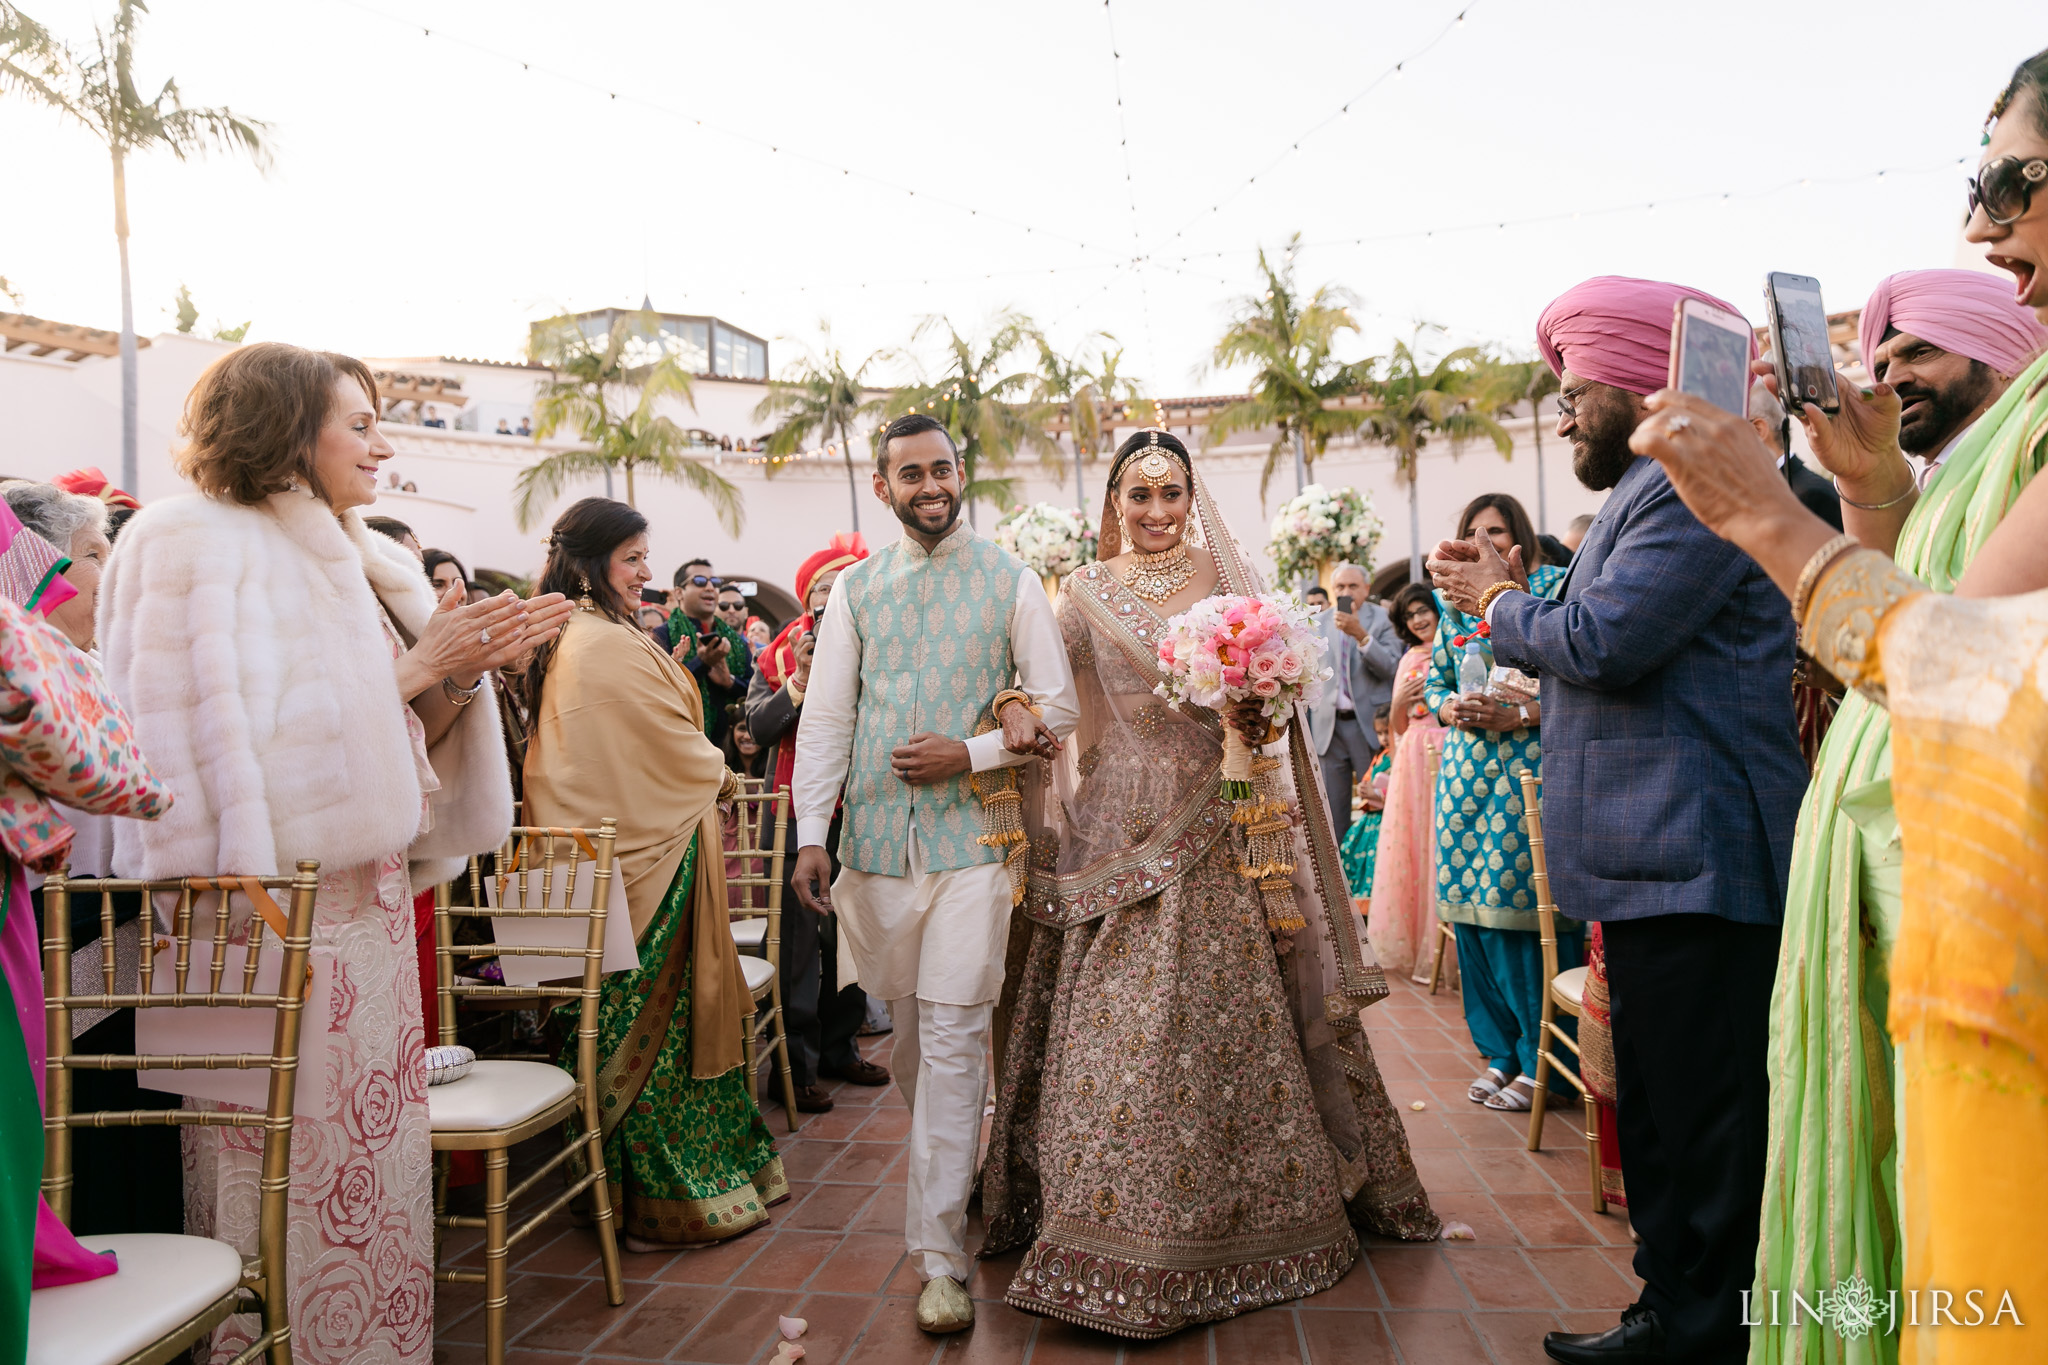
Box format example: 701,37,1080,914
522,608,746,1079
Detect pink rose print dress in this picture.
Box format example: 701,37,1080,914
184,614,436,1364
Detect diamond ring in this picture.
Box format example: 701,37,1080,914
480,627,492,645
1668,414,1693,432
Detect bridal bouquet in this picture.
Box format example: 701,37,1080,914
994,502,1096,578
1153,593,1330,797
1267,484,1383,586
1153,592,1328,934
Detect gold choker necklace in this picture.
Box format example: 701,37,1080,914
1123,541,1195,603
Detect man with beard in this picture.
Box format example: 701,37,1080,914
791,413,1077,1336
1428,277,1806,1365
1857,268,2048,496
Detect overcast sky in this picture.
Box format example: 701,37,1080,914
2,0,2034,396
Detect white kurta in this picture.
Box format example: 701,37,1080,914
792,554,1077,1281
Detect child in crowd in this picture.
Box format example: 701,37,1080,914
1340,704,1396,911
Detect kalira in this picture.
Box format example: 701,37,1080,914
1449,622,1493,648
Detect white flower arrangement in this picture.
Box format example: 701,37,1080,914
1267,484,1383,585
994,502,1097,578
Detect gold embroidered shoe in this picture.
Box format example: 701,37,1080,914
916,1275,975,1334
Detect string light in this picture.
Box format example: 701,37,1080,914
1103,0,1159,376
332,0,1115,262
1153,0,1484,251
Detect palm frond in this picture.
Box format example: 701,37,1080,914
511,448,619,531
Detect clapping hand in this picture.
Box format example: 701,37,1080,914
400,585,572,702
1426,530,1526,616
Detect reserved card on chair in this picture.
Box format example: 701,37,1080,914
484,858,642,986
135,930,336,1115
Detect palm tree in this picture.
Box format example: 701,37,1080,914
1207,234,1366,500
515,312,743,534
1034,335,1141,515
754,325,885,533
1481,357,1561,534
887,312,1057,523
1,0,268,493
1354,332,1514,583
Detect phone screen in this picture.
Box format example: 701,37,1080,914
1676,307,1752,418
1336,594,1355,615
1769,275,1839,413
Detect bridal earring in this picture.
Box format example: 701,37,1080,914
577,574,596,612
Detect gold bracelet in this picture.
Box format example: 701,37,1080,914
991,688,1038,718
1831,474,1916,511
1474,581,1520,615
1791,534,1859,625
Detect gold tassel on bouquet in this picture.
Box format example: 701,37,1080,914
1237,753,1304,933
970,704,1031,908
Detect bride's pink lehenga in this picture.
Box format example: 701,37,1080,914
1364,644,1448,983
979,472,1438,1341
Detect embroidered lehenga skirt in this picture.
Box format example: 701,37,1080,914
985,840,1396,1339
555,834,786,1244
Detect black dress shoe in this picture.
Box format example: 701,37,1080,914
1543,1303,1666,1363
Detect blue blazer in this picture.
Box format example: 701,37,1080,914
1487,456,1805,925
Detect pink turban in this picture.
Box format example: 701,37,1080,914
1858,269,2048,379
1538,275,1755,397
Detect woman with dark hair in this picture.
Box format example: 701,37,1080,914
421,547,467,600
981,430,1438,1341
1362,580,1450,983
1424,492,1577,1114
99,340,567,1364
519,497,784,1250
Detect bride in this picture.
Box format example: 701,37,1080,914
979,429,1440,1339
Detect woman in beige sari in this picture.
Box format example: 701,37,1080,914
522,497,785,1248
980,431,1439,1341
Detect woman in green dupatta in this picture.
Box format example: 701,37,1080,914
1754,155,2048,1363
522,498,785,1249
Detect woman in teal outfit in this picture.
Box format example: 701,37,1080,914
1339,706,1394,903
1423,494,1580,1114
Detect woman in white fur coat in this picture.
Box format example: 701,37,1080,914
98,343,572,1365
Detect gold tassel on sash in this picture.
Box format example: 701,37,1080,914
1238,753,1304,933
971,701,1031,908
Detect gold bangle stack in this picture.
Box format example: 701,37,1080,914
991,687,1039,719
1474,580,1520,615
1791,534,1860,625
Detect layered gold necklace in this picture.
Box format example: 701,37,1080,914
1122,541,1195,603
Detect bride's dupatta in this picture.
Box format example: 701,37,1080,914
1010,469,1431,1235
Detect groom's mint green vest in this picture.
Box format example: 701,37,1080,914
839,523,1023,877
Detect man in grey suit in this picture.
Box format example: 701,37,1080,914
1305,561,1401,836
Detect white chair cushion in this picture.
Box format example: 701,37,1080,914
739,954,775,994
428,1059,577,1131
1552,966,1589,1010
730,918,767,949
29,1233,243,1365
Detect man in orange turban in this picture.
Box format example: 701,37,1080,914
745,533,886,1112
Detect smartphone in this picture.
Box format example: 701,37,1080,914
1764,272,1841,415
1668,298,1754,418
1336,594,1355,615
639,586,667,606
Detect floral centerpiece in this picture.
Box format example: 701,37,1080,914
994,502,1096,578
1267,484,1384,587
1152,592,1330,932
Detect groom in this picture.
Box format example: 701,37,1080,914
791,413,1077,1335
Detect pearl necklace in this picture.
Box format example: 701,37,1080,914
1122,541,1195,603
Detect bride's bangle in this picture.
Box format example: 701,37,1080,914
1831,474,1916,511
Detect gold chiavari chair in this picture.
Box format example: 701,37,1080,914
430,823,625,1365
727,786,799,1132
1518,771,1605,1214
33,863,320,1365
1426,921,1458,995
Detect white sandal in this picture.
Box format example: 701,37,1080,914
1483,1075,1538,1112
1467,1067,1509,1104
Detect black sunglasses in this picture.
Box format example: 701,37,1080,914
682,574,723,588
1967,155,2048,227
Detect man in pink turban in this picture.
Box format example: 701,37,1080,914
1431,275,1805,1365
1858,267,2048,483
1535,274,1755,491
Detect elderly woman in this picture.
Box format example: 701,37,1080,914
99,342,569,1365
0,481,108,653
520,497,783,1250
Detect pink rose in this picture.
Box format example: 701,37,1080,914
1249,653,1282,680
1252,677,1282,698
1276,651,1304,681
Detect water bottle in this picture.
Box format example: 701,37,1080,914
1458,637,1492,698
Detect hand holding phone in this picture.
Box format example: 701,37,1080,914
1668,298,1755,418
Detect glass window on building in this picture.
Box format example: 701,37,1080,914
663,319,709,373
713,324,734,378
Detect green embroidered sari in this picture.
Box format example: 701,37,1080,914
556,833,786,1244
1752,354,2048,1364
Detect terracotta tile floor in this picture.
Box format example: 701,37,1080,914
433,974,1641,1365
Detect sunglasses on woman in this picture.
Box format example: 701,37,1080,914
1966,155,2048,227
